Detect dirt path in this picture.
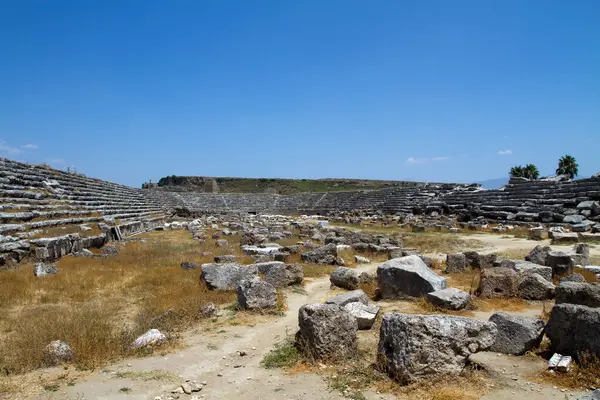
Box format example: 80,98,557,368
30,235,596,400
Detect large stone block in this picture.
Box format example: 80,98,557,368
329,267,359,290
546,303,600,358
378,313,496,384
556,282,600,308
377,255,447,299
296,303,357,360
200,263,258,290
478,268,518,298
488,312,545,355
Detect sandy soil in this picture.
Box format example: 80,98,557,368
23,234,596,400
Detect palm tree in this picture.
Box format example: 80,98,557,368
556,155,579,179
523,164,540,180
510,165,525,178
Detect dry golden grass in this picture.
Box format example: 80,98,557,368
496,248,530,260
374,369,490,400
444,268,480,293
405,298,475,317
302,264,337,278
470,297,530,312
0,229,246,375
403,233,484,254
533,352,600,389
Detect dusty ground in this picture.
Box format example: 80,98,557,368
12,234,598,400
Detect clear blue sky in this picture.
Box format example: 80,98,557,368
1,0,599,187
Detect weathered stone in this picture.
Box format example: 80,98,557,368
546,251,575,276
200,263,258,290
43,340,74,365
518,273,555,300
325,289,369,307
354,255,370,264
180,261,198,270
559,273,586,283
343,302,379,330
572,243,590,266
528,227,545,240
513,260,553,282
265,263,303,287
426,287,470,310
377,313,497,384
296,303,357,360
133,329,167,349
214,254,237,263
377,255,447,299
446,253,467,273
546,303,600,358
556,282,600,307
525,245,552,266
564,215,586,224
34,262,57,277
330,267,359,290
478,268,518,298
199,302,218,318
215,239,228,247
463,251,497,269
254,261,285,275
301,243,338,265
237,278,277,310
488,312,545,355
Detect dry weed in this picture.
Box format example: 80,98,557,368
0,230,242,375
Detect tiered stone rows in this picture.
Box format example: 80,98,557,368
442,177,600,223
0,158,166,265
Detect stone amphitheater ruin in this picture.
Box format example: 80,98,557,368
1,156,600,400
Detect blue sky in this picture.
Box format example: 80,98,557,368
1,0,599,187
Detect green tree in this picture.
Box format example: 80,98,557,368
556,155,579,179
523,164,540,180
510,165,525,178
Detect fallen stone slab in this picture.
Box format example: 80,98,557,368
546,303,600,358
200,263,258,290
478,268,518,298
513,260,553,282
518,273,556,300
301,243,338,265
556,282,600,307
325,289,369,307
426,287,470,310
34,262,57,277
237,278,277,310
265,263,303,287
546,251,575,276
343,302,379,330
488,312,545,355
445,253,467,273
329,267,359,290
377,313,496,384
297,303,357,360
377,255,447,299
525,245,552,266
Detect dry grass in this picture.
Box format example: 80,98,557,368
496,248,530,261
533,352,600,389
302,264,337,278
113,369,179,382
470,297,531,312
403,233,484,254
374,368,490,400
0,229,244,375
444,269,480,293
